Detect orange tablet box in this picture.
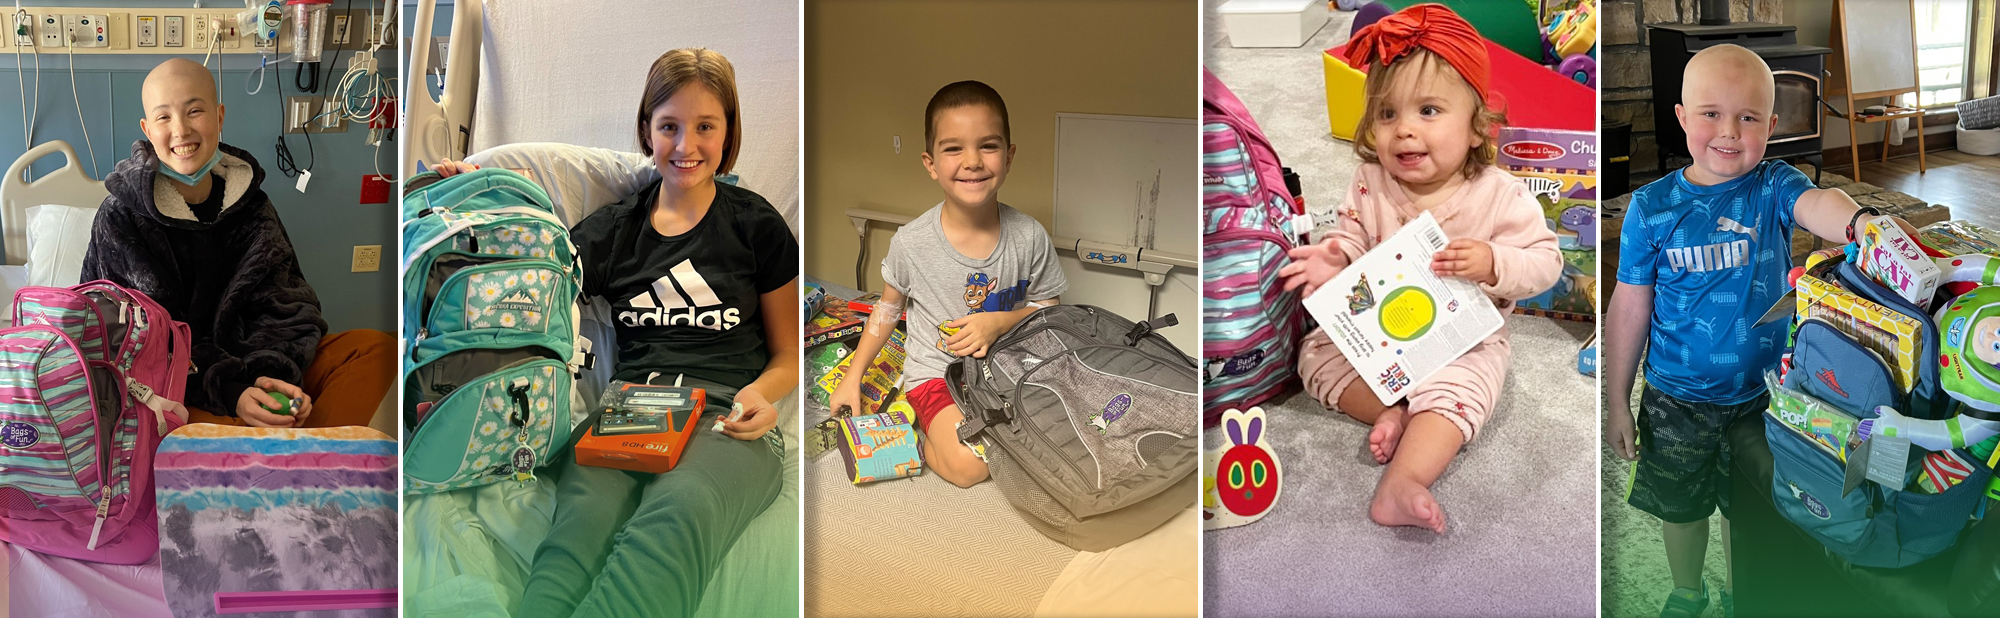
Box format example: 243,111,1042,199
575,384,706,474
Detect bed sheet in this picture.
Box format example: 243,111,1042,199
5,542,170,618
405,396,801,618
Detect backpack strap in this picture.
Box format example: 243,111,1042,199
1124,313,1179,347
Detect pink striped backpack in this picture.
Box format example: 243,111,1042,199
0,281,190,564
1202,68,1306,426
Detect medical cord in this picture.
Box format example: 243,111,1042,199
14,9,39,182
63,33,97,179
294,61,318,92
246,54,267,96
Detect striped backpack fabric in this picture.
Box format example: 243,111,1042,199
0,281,192,564
1202,68,1306,426
401,168,589,494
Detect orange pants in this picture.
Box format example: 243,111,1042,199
186,329,396,429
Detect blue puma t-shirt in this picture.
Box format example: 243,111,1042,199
1618,161,1815,404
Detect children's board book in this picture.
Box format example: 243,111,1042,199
1301,211,1505,405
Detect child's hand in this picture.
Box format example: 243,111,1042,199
1431,239,1497,286
432,159,480,178
943,312,1011,358
1605,402,1638,461
719,388,777,441
1279,240,1350,298
828,380,863,417
235,378,312,428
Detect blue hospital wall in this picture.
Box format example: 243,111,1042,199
0,0,397,333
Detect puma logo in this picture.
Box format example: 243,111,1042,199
1717,216,1758,242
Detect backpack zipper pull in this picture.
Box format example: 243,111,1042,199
85,500,110,550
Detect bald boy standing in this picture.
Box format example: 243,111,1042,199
1601,45,1920,618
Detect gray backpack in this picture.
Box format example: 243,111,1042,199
947,305,1200,551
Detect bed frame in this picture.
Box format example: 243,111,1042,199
0,141,107,266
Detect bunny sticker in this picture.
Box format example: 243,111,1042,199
1204,407,1282,530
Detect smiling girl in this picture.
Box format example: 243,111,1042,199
1276,5,1560,534
439,48,798,616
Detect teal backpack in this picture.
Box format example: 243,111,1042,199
401,169,591,493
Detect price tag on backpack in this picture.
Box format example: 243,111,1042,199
1849,434,1912,493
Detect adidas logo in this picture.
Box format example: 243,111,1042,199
618,259,742,331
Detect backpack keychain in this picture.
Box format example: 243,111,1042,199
506,377,536,483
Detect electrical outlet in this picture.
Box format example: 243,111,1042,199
131,16,151,47
37,14,59,47
190,13,207,48
351,245,381,273
163,16,182,47
331,14,350,45
12,14,32,48
286,96,314,133
319,98,344,131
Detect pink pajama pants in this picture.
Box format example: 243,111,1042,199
1295,327,1511,443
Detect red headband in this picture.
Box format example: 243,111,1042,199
1342,4,1493,107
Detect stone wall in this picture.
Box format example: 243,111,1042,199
1601,0,1784,181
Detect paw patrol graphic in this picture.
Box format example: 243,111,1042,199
944,272,1033,353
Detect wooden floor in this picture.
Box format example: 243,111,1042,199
1825,149,2000,224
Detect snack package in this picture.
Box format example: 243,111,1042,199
1766,369,1862,461
837,403,923,484
806,344,851,407
814,328,906,415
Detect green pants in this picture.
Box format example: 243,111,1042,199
517,381,784,618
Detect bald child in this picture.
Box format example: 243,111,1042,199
79,58,394,430
1601,44,1916,618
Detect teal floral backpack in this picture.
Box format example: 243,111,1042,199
400,169,591,493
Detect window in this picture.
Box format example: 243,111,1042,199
1915,0,1973,108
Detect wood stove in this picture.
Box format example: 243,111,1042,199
1648,23,1833,183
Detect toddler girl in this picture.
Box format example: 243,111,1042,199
1278,5,1562,533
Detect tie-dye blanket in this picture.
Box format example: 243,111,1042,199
154,425,397,617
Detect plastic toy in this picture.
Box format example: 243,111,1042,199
1204,407,1282,530
1934,285,2000,418
261,391,296,416
1543,0,1597,87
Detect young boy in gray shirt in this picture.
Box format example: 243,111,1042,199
830,81,1067,487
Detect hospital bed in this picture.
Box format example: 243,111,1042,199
400,143,802,618
0,141,173,616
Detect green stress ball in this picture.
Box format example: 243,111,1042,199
263,391,295,416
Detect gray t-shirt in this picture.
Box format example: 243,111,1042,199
883,202,1069,385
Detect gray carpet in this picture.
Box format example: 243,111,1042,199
1600,380,1732,618
1204,6,1597,616
1203,315,1599,618
802,402,1077,618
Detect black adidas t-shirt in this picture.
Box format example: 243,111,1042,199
572,180,797,389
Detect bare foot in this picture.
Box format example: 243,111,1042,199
1370,473,1446,534
1368,406,1408,464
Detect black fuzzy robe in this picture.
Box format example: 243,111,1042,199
80,140,326,414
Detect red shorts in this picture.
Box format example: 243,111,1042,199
903,378,958,433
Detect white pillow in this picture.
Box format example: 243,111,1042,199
24,204,99,288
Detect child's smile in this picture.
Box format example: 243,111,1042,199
924,104,1013,209
1366,54,1481,199
1676,46,1776,185
646,83,729,193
